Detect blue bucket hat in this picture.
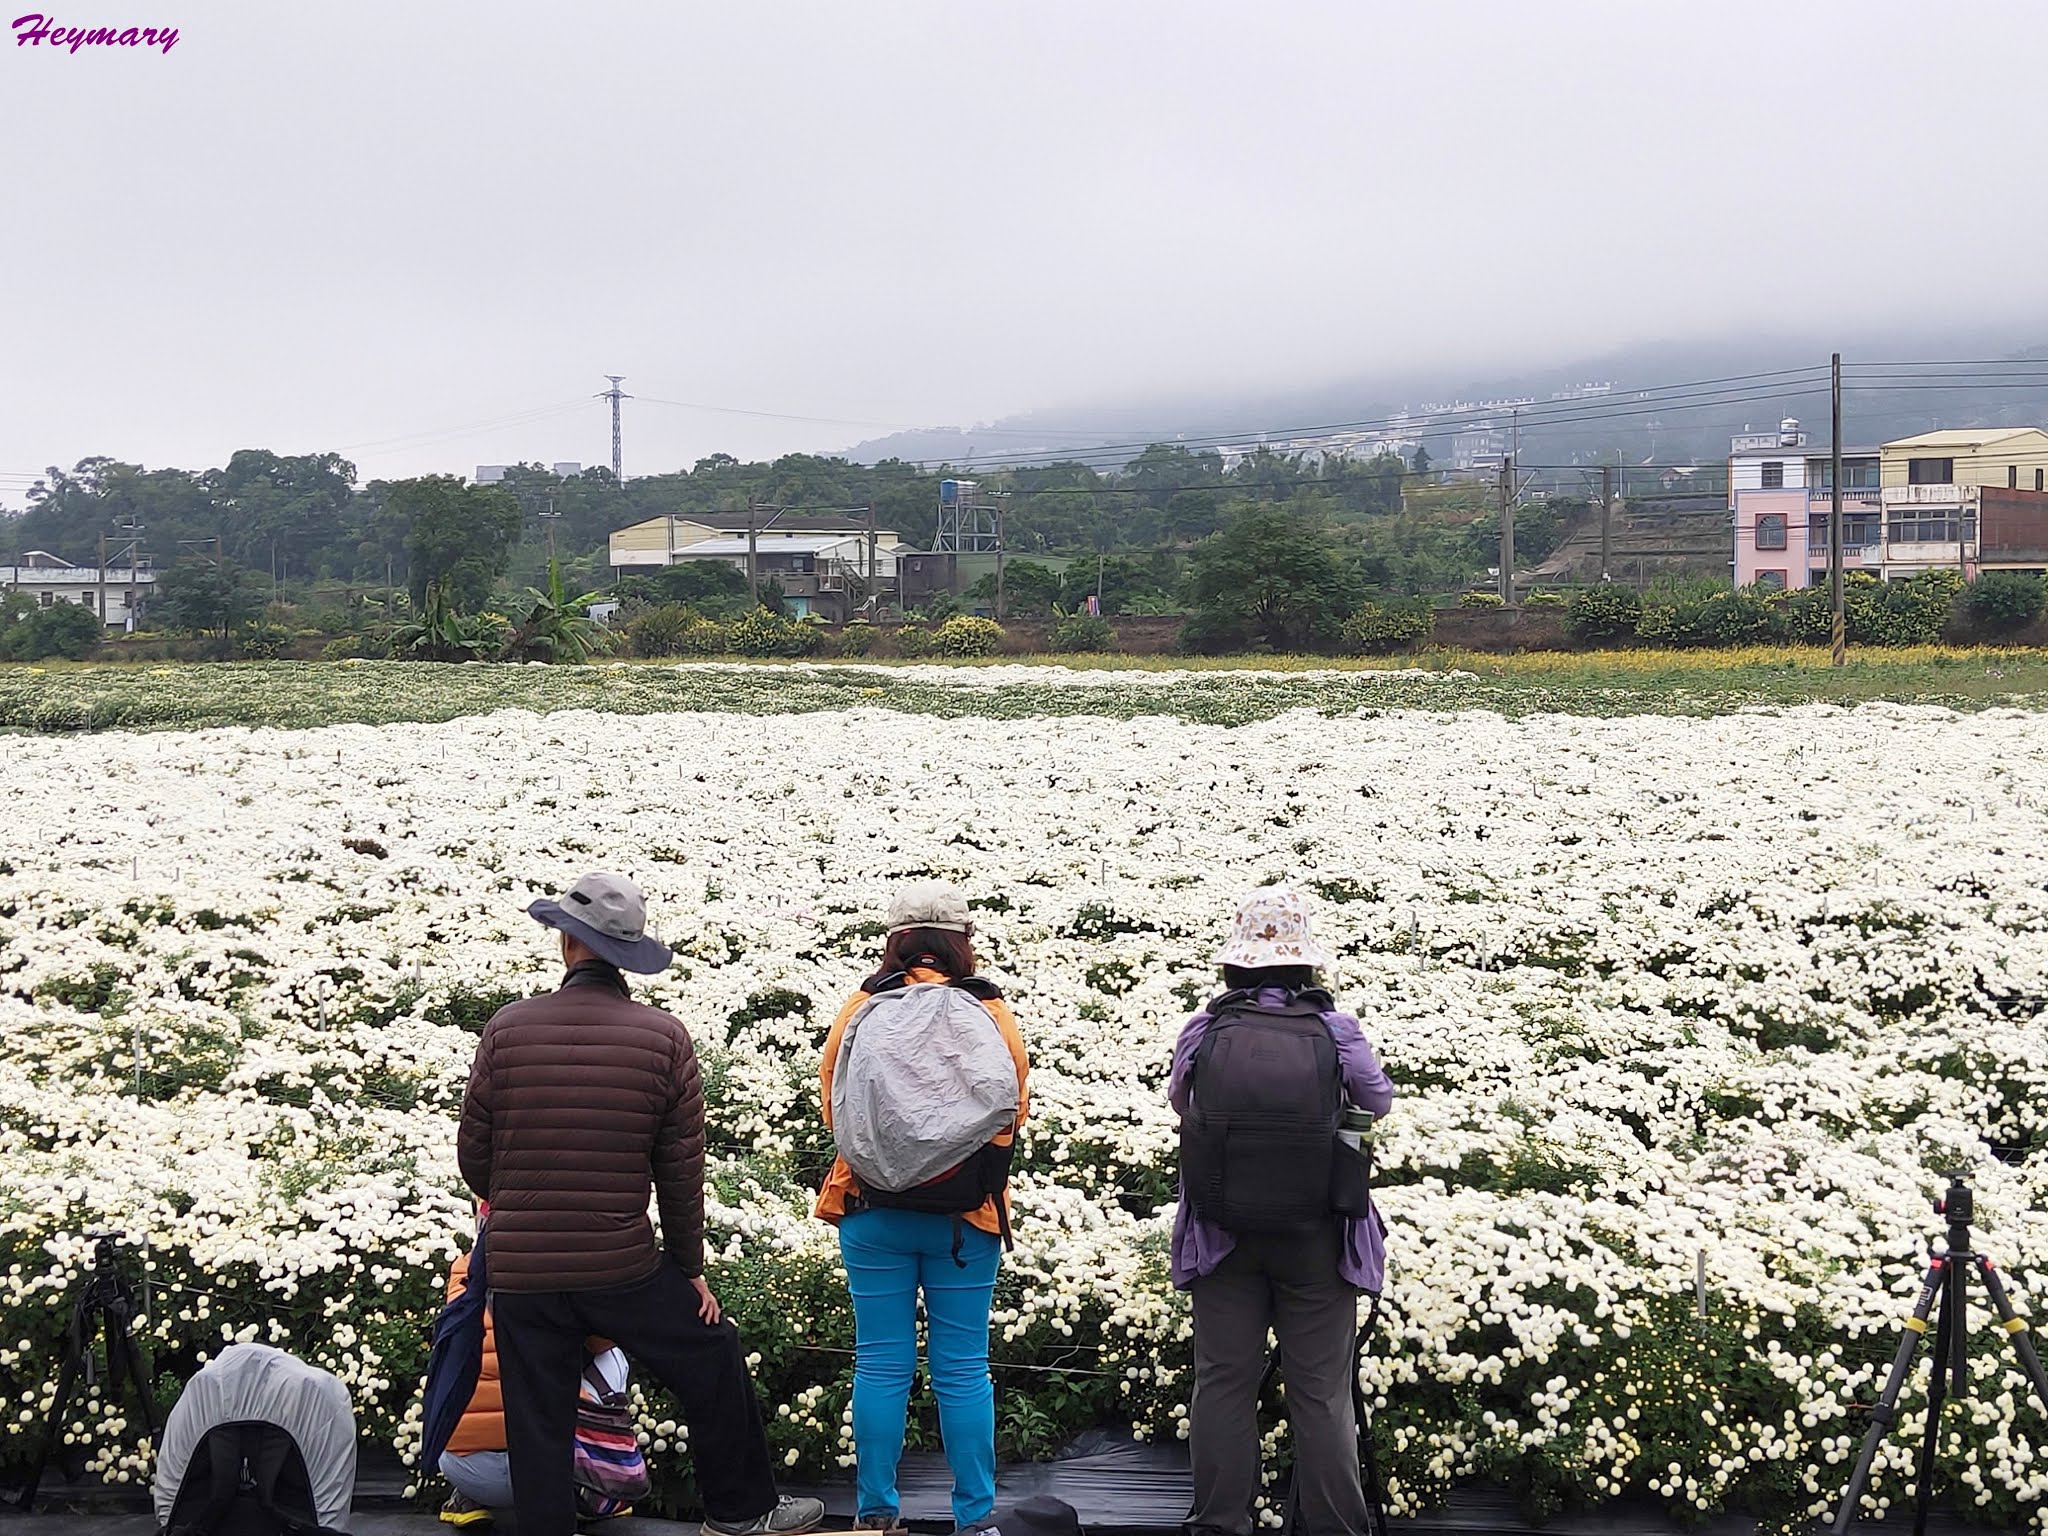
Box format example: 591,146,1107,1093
529,872,673,974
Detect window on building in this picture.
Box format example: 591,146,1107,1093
1760,461,1785,489
1806,512,1882,552
2038,468,2045,492
1755,570,1788,591
2010,466,2020,489
1908,457,1955,485
1756,514,1787,550
1888,514,1977,545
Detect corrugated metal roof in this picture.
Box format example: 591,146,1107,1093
1883,428,2048,449
671,534,885,556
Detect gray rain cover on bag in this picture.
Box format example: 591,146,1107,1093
831,983,1018,1192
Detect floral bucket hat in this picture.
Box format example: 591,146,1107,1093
1216,885,1334,971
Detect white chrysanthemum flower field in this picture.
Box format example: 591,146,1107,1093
1,691,2044,1529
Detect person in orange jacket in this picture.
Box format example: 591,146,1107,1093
815,881,1029,1533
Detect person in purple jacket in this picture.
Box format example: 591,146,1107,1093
1170,886,1395,1536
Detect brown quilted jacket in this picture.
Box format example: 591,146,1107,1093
458,963,708,1291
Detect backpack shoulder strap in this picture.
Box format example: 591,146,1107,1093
860,968,912,996
948,975,1004,1003
1208,986,1332,1022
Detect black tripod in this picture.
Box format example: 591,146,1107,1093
9,1234,162,1512
1831,1175,2048,1536
1259,1300,1390,1536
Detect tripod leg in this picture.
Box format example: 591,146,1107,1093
1832,1257,1944,1536
12,1331,88,1512
1910,1271,1956,1536
1975,1257,2048,1418
1350,1324,1388,1536
104,1298,161,1444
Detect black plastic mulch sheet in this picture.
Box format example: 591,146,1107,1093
783,1429,1190,1529
781,1427,2021,1536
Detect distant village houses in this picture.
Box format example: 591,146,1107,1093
2,549,158,629
1731,421,2048,587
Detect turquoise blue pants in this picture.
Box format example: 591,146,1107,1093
838,1209,1001,1526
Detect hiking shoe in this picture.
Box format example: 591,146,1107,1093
439,1492,492,1527
704,1495,828,1536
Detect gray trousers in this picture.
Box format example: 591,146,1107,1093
1188,1223,1366,1536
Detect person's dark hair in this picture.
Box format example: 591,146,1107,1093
881,927,976,979
1222,963,1319,993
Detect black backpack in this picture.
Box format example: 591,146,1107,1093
1178,989,1346,1233
161,1420,343,1536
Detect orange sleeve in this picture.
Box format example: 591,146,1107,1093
985,994,1030,1123
818,991,868,1130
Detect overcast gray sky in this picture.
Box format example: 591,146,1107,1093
3,0,2044,492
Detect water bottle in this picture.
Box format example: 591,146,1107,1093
1338,1105,1376,1152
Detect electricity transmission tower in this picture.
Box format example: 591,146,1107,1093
597,375,630,483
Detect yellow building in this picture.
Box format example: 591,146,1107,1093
1877,428,2048,577
1879,428,2048,492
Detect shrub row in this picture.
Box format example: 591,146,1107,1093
624,608,1012,661
1562,570,2004,650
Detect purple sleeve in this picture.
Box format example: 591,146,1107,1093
1169,1012,1212,1115
1324,1011,1395,1117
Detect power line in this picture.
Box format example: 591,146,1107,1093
336,399,593,455
916,371,1837,471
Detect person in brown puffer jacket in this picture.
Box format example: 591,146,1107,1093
458,872,823,1536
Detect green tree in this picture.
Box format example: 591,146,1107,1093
203,450,360,578
1961,572,2046,636
1181,503,1361,653
616,561,751,619
967,561,1064,614
387,579,505,662
503,561,615,664
153,559,267,639
385,477,523,609
1411,445,1431,477
0,597,102,660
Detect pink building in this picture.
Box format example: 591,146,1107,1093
1728,422,1881,590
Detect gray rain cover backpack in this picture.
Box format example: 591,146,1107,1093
831,981,1018,1194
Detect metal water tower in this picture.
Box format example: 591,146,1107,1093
934,478,1001,552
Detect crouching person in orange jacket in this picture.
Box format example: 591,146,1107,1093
436,1245,639,1527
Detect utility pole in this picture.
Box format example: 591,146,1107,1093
865,503,878,615
1830,352,1846,668
104,516,144,632
994,500,1007,620
598,375,630,484
745,498,787,608
1600,463,1615,582
747,496,760,606
540,496,561,564
1497,456,1516,605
